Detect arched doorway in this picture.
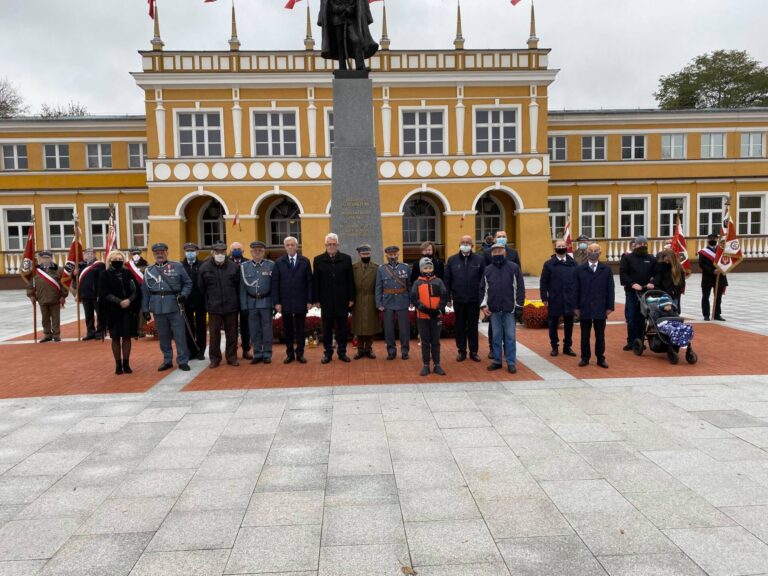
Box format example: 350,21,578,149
402,194,444,261
199,200,227,248
472,189,519,249
266,197,302,247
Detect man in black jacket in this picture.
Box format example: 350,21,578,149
273,236,313,364
229,241,252,359
445,235,485,362
483,230,523,356
182,242,206,360
313,233,355,363
540,240,577,357
698,233,727,321
78,248,105,340
619,235,657,350
198,242,241,368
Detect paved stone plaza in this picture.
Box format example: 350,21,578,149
0,274,767,575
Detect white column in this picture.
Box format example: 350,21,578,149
154,89,166,159
528,84,539,154
231,88,243,158
307,87,317,158
455,84,465,155
381,86,392,157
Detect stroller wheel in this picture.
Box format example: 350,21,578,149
632,338,644,356
667,349,679,364
686,349,698,365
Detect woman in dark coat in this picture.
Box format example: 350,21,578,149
99,251,140,374
655,248,686,310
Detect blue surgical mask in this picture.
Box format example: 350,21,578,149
231,249,243,259
460,245,472,254
185,251,197,261
496,237,507,246
492,255,506,266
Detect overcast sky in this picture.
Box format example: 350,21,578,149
2,0,767,116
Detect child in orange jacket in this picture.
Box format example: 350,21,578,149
410,258,448,376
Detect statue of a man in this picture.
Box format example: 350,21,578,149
318,0,379,71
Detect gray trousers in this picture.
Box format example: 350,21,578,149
383,308,410,355
248,307,273,359
155,311,189,365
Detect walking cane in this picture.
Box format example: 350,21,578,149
32,277,38,344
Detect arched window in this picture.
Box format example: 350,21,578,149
200,200,226,248
403,197,439,246
267,198,301,246
475,193,503,242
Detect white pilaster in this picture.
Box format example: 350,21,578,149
154,89,166,159
232,88,243,158
529,84,539,154
455,84,465,155
307,87,317,158
381,85,392,157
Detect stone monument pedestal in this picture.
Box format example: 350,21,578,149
330,72,383,261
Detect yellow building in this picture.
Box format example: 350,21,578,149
1,4,767,281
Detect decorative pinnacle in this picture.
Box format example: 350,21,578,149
454,0,465,50
304,1,315,50
527,0,539,49
151,0,164,51
379,0,390,50
229,0,241,51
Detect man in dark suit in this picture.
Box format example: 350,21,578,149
313,233,355,363
540,239,577,357
273,236,313,364
575,243,615,368
698,233,727,321
78,248,105,340
181,242,207,360
483,230,522,356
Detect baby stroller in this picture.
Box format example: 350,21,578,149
633,290,697,365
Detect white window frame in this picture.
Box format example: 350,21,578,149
661,134,686,160
128,142,147,169
84,204,119,251
548,136,567,162
125,203,150,249
581,135,606,161
1,205,34,252
740,132,765,158
42,204,76,250
701,132,726,159
86,143,112,169
43,144,70,170
657,194,690,238
472,104,522,155
173,108,225,159
249,107,301,158
475,194,505,243
621,135,646,161
198,199,227,249
1,144,28,171
618,194,651,239
736,192,766,236
399,106,449,157
697,193,728,237
579,195,610,240
547,196,571,240
324,107,334,158
402,196,442,246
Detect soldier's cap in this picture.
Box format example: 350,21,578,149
491,242,507,251
356,244,372,254
419,257,434,272
249,241,267,249
384,245,400,253
151,242,169,252
707,233,718,241
634,235,649,245
576,235,589,241
129,247,142,255
83,247,95,253
211,242,227,251
38,250,53,257
183,242,199,251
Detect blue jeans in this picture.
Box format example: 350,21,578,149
490,311,516,367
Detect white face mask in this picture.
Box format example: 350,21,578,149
132,254,140,262
460,244,472,254
213,254,226,264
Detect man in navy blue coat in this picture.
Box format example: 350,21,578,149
273,236,313,364
574,243,615,368
540,239,577,357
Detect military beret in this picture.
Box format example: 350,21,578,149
38,250,53,257
384,245,400,253
129,247,142,255
356,244,372,253
249,241,267,249
151,242,169,252
211,242,227,251
183,242,199,251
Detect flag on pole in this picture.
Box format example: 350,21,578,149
714,205,743,274
671,212,691,275
148,0,155,19
511,0,523,5
562,217,573,254
60,225,83,294
20,223,36,284
232,206,241,231
104,209,117,262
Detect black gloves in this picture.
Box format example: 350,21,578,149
176,295,185,306
514,307,524,322
427,308,439,319
417,303,428,313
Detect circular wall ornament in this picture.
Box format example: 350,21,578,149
508,159,524,175
287,162,303,179
526,158,543,175
172,163,190,180
398,161,415,178
435,160,451,177
212,163,229,180
416,161,433,178
230,162,247,180
154,163,172,181
305,162,322,179
192,163,209,180
471,160,488,176
453,160,469,177
249,162,266,179
268,162,285,179
490,159,506,176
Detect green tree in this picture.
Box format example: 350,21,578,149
0,78,27,118
655,50,768,110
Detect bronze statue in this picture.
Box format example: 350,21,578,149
318,0,378,71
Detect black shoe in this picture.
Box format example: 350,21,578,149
433,365,446,376
470,354,481,363
39,337,53,343
297,356,307,364
122,360,133,374
354,351,366,360
507,365,517,374
178,364,191,371
158,363,173,372
704,316,710,321
456,352,467,362
622,344,633,351
550,348,559,357
420,365,430,376
714,316,725,322
563,348,577,357
387,353,396,360
250,357,263,365
597,359,609,368
366,350,377,359
263,358,272,365
579,359,589,367
115,363,123,375
82,335,95,341
242,351,253,360
487,351,494,359
52,337,61,342
401,353,409,360
487,363,503,371
339,355,351,363
284,356,295,365
196,352,206,361
321,355,332,364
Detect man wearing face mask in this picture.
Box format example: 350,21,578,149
445,235,485,362
199,242,241,368
181,242,207,360
573,235,590,265
129,248,149,337
409,241,445,285
698,232,727,321
240,241,276,365
619,235,658,351
141,243,193,371
482,230,522,356
540,239,577,357
376,245,411,360
28,250,67,343
229,242,252,360
574,244,614,368
351,244,380,359
78,247,105,341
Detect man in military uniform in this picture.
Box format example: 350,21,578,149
182,242,207,360
573,235,590,266
28,250,67,342
240,241,276,364
230,241,252,360
375,245,411,360
78,247,105,340
351,244,380,359
128,248,149,337
141,242,193,371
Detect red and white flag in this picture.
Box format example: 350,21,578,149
671,213,691,275
60,234,83,295
232,207,241,231
562,218,573,254
148,0,155,18
714,206,743,274
19,224,36,284
104,210,117,262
